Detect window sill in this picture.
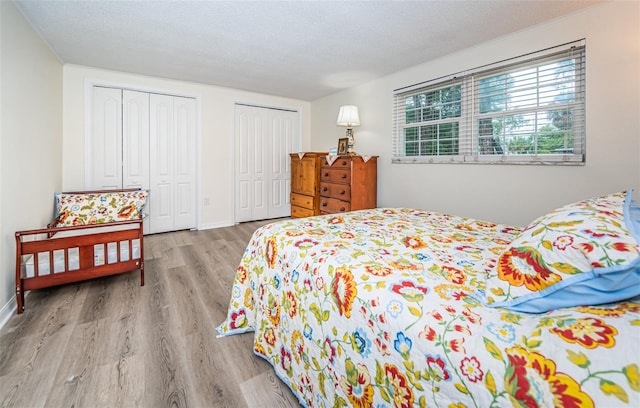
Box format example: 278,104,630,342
391,154,585,165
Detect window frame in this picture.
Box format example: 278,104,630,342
392,40,586,165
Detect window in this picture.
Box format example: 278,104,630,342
393,40,586,164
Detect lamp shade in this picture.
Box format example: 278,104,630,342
336,105,360,127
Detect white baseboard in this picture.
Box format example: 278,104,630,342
198,220,235,230
0,295,18,330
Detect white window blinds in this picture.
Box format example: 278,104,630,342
393,40,586,164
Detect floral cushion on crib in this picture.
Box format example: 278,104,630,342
55,190,148,227
483,191,640,312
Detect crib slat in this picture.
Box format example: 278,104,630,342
80,244,94,270
49,251,54,275
34,253,40,278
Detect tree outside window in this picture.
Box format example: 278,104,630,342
393,41,585,165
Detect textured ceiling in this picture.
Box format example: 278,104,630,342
14,0,599,101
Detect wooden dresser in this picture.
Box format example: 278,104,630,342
320,155,377,215
290,152,326,218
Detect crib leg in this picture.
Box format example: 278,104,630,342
16,284,24,314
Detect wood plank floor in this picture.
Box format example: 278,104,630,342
0,220,301,408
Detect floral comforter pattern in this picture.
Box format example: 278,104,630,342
217,208,640,407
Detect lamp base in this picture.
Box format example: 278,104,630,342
346,128,356,156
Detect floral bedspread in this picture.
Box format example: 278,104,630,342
217,208,640,407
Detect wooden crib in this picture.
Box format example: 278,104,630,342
14,189,148,314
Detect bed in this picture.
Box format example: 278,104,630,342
217,191,640,407
15,189,148,314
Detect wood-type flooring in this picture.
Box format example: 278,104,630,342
0,220,301,408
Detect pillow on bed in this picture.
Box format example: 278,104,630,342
483,191,640,313
55,190,149,227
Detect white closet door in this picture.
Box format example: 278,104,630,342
236,105,268,222
90,87,122,189
122,90,149,190
235,108,250,222
149,94,175,234
122,90,150,233
252,109,269,221
89,86,197,234
149,94,197,234
173,96,197,230
235,105,300,222
268,109,298,218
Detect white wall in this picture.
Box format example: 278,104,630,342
62,65,311,229
0,1,63,318
311,0,640,227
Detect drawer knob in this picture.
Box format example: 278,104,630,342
340,207,345,212
341,161,347,165
341,174,347,179
322,202,327,207
323,187,328,192
324,173,329,177
340,190,345,195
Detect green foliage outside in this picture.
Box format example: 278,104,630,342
403,57,579,157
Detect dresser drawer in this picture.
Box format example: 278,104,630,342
320,183,350,200
320,197,350,213
291,205,315,218
321,168,350,184
291,192,314,210
322,157,351,168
